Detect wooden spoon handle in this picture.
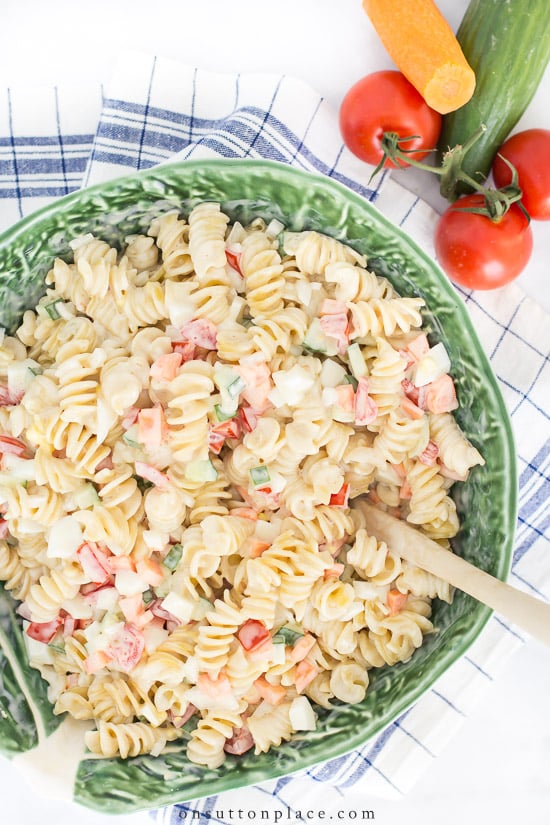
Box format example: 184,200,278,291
360,502,550,647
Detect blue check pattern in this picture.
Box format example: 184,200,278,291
0,51,548,820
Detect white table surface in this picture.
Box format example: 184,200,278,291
0,2,549,823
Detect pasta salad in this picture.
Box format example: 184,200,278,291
0,203,484,766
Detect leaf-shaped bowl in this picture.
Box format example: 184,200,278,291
0,159,516,813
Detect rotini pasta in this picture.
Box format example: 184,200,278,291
0,203,484,768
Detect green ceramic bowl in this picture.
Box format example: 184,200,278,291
0,159,516,813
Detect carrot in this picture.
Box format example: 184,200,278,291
254,676,286,705
289,633,316,663
362,0,476,115
386,589,408,615
294,660,318,694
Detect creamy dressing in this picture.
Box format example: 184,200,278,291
13,716,93,802
0,627,92,801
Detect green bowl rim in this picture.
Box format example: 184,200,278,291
0,157,517,811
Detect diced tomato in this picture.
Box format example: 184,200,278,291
237,619,271,652
169,702,197,728
134,461,170,489
257,487,281,508
150,352,182,382
289,633,316,663
248,636,275,661
224,726,255,755
334,384,355,412
26,616,62,644
137,406,167,448
238,406,258,433
84,649,112,674
320,298,348,315
77,542,112,585
107,556,136,573
80,580,113,597
319,312,349,355
235,358,273,414
419,440,439,466
62,615,79,637
0,386,24,407
253,676,287,705
247,538,271,558
0,435,29,457
424,374,458,414
225,248,243,276
135,557,164,587
121,407,139,430
105,622,145,673
172,341,197,362
229,507,258,521
294,660,318,693
211,417,242,441
329,482,350,508
0,519,8,540
324,562,345,579
180,318,218,350
401,378,420,404
208,429,226,455
354,377,378,426
399,395,425,420
387,589,408,615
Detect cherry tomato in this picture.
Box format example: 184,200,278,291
492,129,550,221
434,195,533,290
339,71,442,168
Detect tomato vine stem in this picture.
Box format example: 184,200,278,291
374,124,527,222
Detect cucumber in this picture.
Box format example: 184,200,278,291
437,0,550,194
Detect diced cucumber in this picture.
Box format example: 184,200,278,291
250,465,270,487
214,404,236,422
184,458,218,482
42,298,64,320
274,625,304,645
163,543,183,570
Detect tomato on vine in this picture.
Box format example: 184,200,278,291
492,129,550,221
339,71,442,168
434,195,533,290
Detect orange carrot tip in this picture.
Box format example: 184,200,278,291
362,0,476,115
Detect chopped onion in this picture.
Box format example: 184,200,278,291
47,516,84,559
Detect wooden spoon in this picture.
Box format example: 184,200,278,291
359,502,550,647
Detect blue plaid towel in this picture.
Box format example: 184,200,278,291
0,50,548,819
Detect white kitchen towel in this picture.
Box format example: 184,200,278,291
0,51,548,818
